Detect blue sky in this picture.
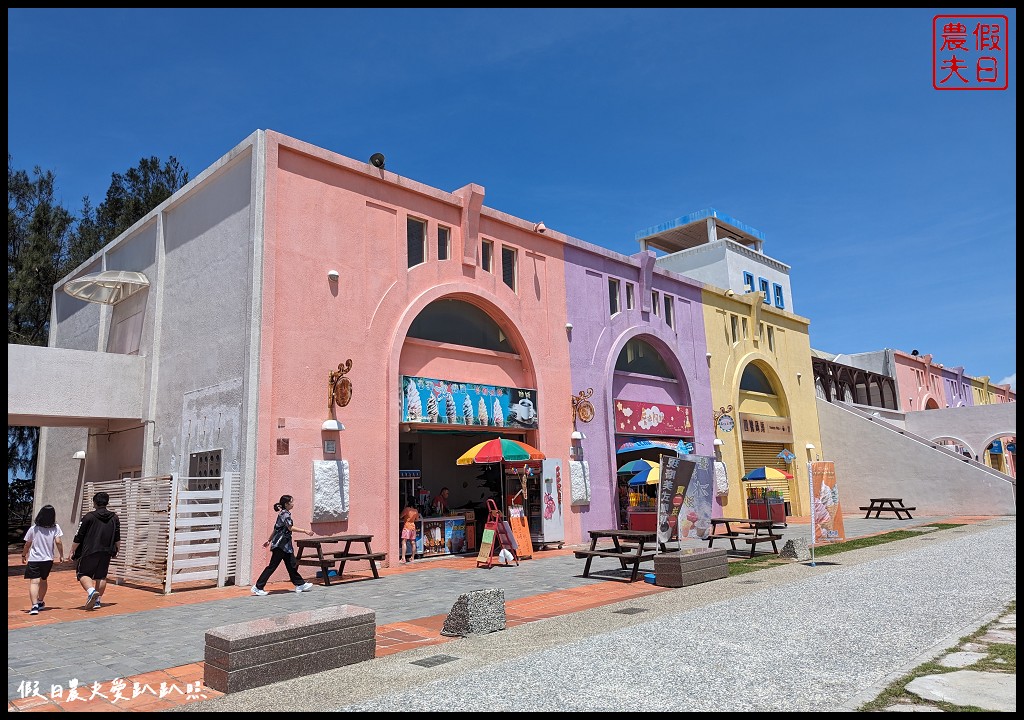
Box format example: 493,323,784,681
8,8,1016,389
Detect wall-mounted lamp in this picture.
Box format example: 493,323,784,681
327,269,340,282
322,419,345,431
713,438,724,447
805,443,815,450
534,221,547,233
72,450,87,460
796,372,802,380
570,430,586,440
565,322,573,330
725,289,735,297
706,352,713,361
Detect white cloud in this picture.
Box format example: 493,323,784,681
997,373,1015,391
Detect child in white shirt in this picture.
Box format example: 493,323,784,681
22,505,64,615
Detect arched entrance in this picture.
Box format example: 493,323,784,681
396,296,548,557
609,335,699,534
736,361,797,515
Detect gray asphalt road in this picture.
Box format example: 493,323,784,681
177,517,1015,712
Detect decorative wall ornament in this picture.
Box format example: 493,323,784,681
571,388,595,424
328,359,353,412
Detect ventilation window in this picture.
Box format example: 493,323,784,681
407,217,426,268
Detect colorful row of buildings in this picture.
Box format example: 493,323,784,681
8,130,1015,589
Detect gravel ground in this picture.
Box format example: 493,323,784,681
179,517,1016,712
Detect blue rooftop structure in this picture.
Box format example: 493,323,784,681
635,207,765,254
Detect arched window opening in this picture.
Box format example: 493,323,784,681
740,364,776,395
615,338,674,379
408,299,514,353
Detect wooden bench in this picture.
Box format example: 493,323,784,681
860,498,916,519
296,535,385,585
576,529,658,583
204,604,375,693
707,517,784,558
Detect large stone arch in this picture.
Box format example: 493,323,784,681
382,284,551,548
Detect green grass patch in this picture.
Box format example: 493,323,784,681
815,523,965,557
858,599,1015,712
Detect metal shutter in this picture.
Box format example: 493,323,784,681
741,441,794,502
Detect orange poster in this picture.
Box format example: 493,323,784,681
507,505,534,559
810,461,845,544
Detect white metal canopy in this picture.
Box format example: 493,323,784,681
63,270,150,305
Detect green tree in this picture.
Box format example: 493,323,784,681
8,155,76,494
69,156,189,269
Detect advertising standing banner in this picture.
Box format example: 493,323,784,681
656,455,697,547
808,461,845,545
676,455,714,541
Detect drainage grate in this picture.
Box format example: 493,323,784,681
410,654,459,668
612,607,649,615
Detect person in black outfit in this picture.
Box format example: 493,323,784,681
70,492,121,610
251,495,315,595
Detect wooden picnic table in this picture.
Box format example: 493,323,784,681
707,517,784,558
574,529,658,583
295,534,386,586
860,498,916,519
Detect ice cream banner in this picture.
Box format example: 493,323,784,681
675,455,714,541
614,398,694,436
808,461,845,545
401,375,539,429
656,455,697,547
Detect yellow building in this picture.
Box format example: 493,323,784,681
700,286,822,518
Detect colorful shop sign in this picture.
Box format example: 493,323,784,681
401,375,539,429
738,412,793,443
614,399,693,437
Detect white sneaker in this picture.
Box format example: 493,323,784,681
85,588,99,610
251,585,268,596
295,582,313,593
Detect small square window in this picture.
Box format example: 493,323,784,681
767,326,775,352
502,246,518,292
772,283,784,309
625,283,635,310
609,278,621,315
407,217,426,268
743,272,755,294
437,226,451,261
742,317,749,338
664,296,674,328
730,314,739,343
758,277,770,305
481,239,493,272
651,290,660,316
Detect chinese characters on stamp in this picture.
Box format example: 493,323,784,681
934,15,1009,90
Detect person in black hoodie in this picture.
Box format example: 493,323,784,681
70,492,121,610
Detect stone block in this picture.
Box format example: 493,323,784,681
654,548,728,588
779,537,811,561
203,604,375,694
441,588,506,637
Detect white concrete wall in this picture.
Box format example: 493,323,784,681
904,402,1016,459
656,240,793,312
817,399,1015,516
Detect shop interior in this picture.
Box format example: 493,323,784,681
399,428,532,557
615,438,693,531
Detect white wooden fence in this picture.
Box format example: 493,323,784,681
78,472,240,593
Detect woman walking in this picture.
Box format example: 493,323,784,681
251,495,314,595
21,505,64,614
